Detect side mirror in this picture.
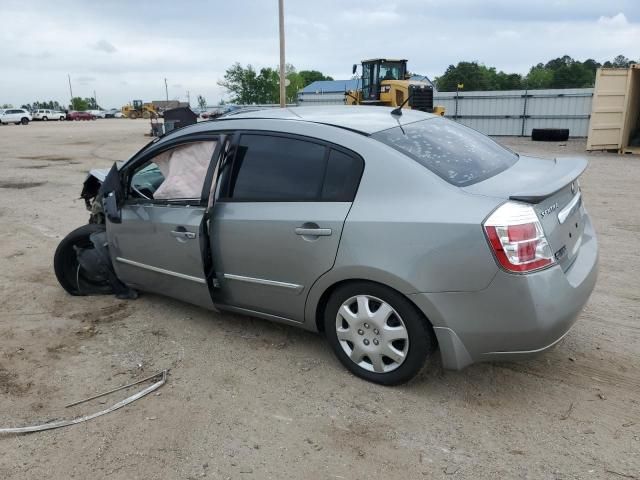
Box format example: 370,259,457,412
103,191,121,223
99,163,123,224
352,64,358,75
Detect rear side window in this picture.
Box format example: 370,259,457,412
322,149,364,201
372,118,518,186
229,135,326,201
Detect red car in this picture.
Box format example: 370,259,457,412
66,111,96,121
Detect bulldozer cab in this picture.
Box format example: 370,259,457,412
360,59,407,102
132,100,143,110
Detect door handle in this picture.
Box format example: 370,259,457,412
295,227,332,236
171,230,196,239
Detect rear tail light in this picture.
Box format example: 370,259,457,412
483,202,555,273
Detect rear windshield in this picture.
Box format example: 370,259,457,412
372,118,518,186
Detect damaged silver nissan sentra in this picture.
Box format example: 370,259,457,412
54,106,598,385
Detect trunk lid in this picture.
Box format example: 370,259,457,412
465,155,588,271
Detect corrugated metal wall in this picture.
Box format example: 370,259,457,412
297,88,594,137
298,92,349,106
437,88,593,137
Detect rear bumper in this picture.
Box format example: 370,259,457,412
410,215,599,370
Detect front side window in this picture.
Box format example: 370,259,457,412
372,118,518,186
130,140,216,200
229,135,327,201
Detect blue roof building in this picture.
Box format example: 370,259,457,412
301,79,360,94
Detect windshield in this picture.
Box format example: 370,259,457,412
372,118,518,187
379,64,403,81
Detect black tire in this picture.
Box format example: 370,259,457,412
20,117,29,125
531,128,569,142
324,281,436,385
42,116,48,121
54,224,112,296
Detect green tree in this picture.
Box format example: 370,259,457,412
435,61,518,91
197,95,207,110
1,103,13,109
495,72,522,90
613,55,631,67
218,63,280,104
524,64,554,89
219,63,334,104
298,70,333,87
541,56,594,88
29,100,63,110
603,55,637,68
70,97,89,111
284,64,307,103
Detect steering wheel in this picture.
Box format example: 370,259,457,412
131,183,154,200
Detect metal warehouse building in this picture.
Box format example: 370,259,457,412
297,81,594,137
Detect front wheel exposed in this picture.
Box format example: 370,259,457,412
54,224,113,296
324,281,436,385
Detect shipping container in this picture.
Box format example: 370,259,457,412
587,65,640,153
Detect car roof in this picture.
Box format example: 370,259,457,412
210,105,436,135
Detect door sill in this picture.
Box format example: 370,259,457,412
214,304,304,327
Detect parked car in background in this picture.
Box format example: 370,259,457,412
66,111,96,121
87,109,106,119
0,108,32,125
105,108,124,118
53,106,598,385
33,109,66,121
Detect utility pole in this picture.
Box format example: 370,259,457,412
186,90,190,106
164,78,168,102
93,90,97,109
68,74,74,109
278,0,286,107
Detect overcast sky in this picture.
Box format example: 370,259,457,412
1,0,638,109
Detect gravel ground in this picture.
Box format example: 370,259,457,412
0,120,638,479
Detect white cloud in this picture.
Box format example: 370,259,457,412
76,76,96,84
0,0,638,108
91,39,117,53
598,12,628,27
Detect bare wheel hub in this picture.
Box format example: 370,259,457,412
335,295,409,373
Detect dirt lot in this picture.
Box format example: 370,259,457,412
0,120,638,479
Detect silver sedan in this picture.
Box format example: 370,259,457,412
54,106,598,385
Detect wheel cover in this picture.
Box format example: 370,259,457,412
335,295,409,373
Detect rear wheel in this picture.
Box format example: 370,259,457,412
324,281,435,385
42,116,48,121
54,224,113,296
128,111,139,119
20,117,29,125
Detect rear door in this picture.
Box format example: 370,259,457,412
106,136,222,308
211,133,364,322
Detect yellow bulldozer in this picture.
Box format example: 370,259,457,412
121,100,159,119
346,58,444,115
